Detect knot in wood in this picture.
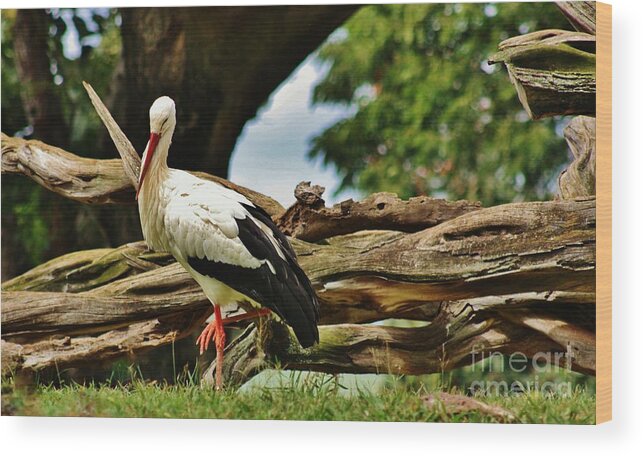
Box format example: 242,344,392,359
294,181,326,208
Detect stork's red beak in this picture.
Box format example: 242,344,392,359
136,132,160,200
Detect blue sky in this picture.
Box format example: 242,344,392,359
228,53,362,207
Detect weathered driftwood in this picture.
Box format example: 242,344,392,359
1,133,133,204
2,197,596,378
500,309,595,374
489,30,596,119
83,81,141,188
558,116,596,199
2,314,206,377
556,1,596,34
2,133,487,240
3,198,595,330
279,182,482,242
1,133,285,216
203,300,592,389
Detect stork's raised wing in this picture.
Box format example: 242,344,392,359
163,171,319,347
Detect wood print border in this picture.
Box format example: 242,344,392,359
596,1,612,424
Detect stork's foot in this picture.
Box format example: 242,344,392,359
196,320,219,355
196,305,226,390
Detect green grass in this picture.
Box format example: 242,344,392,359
2,373,595,424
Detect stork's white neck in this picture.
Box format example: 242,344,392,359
138,131,173,251
140,132,172,181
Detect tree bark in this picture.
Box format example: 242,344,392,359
489,30,596,119
558,116,596,199
556,1,596,34
280,181,482,242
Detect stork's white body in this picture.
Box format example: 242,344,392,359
139,167,267,314
135,97,318,389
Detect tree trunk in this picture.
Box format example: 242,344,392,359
9,10,78,276
13,10,69,148
109,6,358,177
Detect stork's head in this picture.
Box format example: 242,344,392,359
149,96,176,135
137,96,176,199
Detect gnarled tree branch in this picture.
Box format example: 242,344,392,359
556,1,596,34
1,132,284,215
280,182,482,242
558,116,596,199
489,30,596,119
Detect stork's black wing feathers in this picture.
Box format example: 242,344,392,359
187,203,319,348
237,205,319,319
239,203,298,259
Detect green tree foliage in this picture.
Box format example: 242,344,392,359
1,8,121,152
311,3,571,205
1,10,27,136
48,9,122,153
1,9,121,274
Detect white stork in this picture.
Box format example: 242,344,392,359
136,96,319,389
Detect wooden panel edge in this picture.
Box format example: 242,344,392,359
595,0,612,425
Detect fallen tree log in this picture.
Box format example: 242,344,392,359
204,301,593,389
279,181,482,242
4,290,594,381
3,198,595,334
2,313,207,377
2,197,596,379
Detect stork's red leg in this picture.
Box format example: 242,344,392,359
213,305,225,390
196,306,271,389
195,304,226,389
